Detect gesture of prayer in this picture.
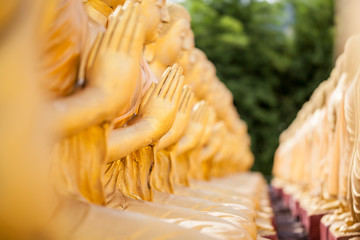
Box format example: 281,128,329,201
51,3,144,137
108,64,184,161
156,85,195,150
176,101,208,155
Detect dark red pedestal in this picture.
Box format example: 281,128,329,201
299,204,306,226
302,211,326,240
272,186,283,199
283,192,290,208
289,197,300,217
262,234,278,240
320,219,330,240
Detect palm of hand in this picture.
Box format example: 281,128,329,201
169,111,190,139
88,53,138,98
155,86,194,149
141,96,178,133
86,3,143,117
186,120,205,145
137,65,184,140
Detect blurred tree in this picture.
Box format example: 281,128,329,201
182,0,334,177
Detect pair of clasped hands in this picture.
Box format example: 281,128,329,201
85,1,209,150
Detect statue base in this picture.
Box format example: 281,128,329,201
289,195,300,217
283,191,291,208
320,216,331,240
259,230,277,240
299,204,327,240
272,186,283,199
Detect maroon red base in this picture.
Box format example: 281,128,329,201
271,186,360,240
262,234,278,240
304,212,326,240
320,220,330,240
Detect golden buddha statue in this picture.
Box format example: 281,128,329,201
144,21,257,232
104,0,179,202
189,120,227,181
171,101,209,186
149,27,258,216
44,0,150,206
143,4,258,234
152,86,195,193
320,36,360,237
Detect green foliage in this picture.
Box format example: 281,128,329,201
182,0,334,176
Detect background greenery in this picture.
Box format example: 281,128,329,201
181,0,335,177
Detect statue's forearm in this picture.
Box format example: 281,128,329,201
198,142,220,162
157,127,186,151
50,87,110,138
107,120,157,163
198,146,216,161
156,130,177,150
176,135,198,156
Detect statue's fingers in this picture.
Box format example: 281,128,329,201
192,102,202,121
100,12,120,52
182,86,192,113
204,108,211,124
159,64,179,98
165,68,183,100
109,2,134,51
155,67,171,95
163,76,179,100
108,5,122,26
129,15,144,57
196,103,207,122
140,82,156,109
119,5,139,53
178,86,188,112
170,76,184,104
180,86,191,112
86,32,104,71
185,92,195,113
194,107,202,122
181,90,191,113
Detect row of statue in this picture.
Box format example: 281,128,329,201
272,34,360,239
0,0,275,239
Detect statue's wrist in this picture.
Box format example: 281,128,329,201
91,86,119,120
129,116,164,144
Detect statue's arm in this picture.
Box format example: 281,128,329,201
176,135,198,156
108,65,184,162
108,119,158,161
197,137,221,163
50,6,145,138
50,87,114,137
